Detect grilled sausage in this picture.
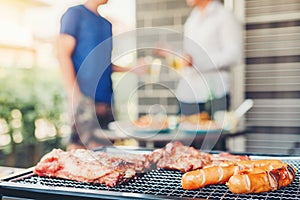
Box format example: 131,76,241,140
182,159,290,191
221,159,283,169
269,164,296,188
181,165,239,190
227,164,296,194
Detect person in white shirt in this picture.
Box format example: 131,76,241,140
176,0,243,116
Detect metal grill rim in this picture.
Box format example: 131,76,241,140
3,159,299,200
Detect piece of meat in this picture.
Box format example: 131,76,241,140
34,149,151,187
211,152,250,166
149,142,212,172
181,159,287,190
182,165,240,190
106,152,153,173
34,142,260,188
149,142,254,173
227,164,296,194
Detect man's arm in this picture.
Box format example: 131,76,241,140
211,13,243,69
112,64,130,73
57,34,82,111
112,58,147,75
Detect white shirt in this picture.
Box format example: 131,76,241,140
176,0,243,103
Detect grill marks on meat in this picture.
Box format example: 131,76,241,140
227,163,297,194
34,149,150,187
34,142,252,187
149,142,250,172
149,142,212,172
110,153,152,173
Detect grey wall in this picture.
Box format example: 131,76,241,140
135,0,192,116
135,0,300,155
243,0,300,155
136,0,191,30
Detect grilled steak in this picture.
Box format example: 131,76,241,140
34,142,251,187
34,149,151,187
149,142,212,172
149,142,250,172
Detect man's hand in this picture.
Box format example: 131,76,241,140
131,57,148,75
181,53,193,67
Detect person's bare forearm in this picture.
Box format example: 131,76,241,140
57,34,81,110
58,56,81,101
112,64,130,73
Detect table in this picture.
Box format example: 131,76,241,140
93,128,230,150
0,167,23,179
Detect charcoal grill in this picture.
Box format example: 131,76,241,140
1,154,300,200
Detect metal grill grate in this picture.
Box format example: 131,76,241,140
3,159,300,200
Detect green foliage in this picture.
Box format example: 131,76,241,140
0,67,67,148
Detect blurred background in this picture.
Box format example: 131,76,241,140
0,0,299,168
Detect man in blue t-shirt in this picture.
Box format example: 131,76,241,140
57,0,134,150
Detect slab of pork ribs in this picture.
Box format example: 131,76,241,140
34,142,250,187
149,142,250,172
34,148,151,187
149,142,212,172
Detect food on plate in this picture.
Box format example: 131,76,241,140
179,112,211,123
133,114,168,130
179,112,221,131
227,164,296,194
181,159,297,194
34,149,152,187
149,142,212,172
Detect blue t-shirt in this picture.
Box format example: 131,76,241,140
60,5,113,104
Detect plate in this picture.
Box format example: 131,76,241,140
108,121,171,134
178,122,222,134
180,128,222,134
133,128,171,134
